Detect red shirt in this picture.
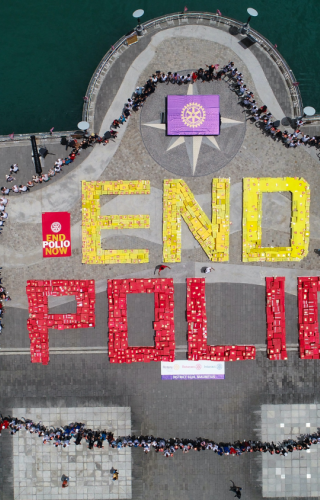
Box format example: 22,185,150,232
159,265,169,271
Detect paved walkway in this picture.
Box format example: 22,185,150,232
4,30,320,309
0,138,92,193
0,24,297,220
12,407,131,500
261,404,320,498
2,21,320,500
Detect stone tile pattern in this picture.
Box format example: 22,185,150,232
12,407,131,500
0,20,295,214
0,140,91,194
5,35,320,309
1,24,320,500
0,283,303,500
140,77,246,176
93,21,293,133
261,404,320,498
249,43,294,118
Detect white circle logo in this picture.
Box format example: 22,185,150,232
51,222,61,233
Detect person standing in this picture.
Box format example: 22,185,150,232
203,267,215,273
61,475,69,488
230,480,242,498
10,164,19,174
157,265,171,276
112,468,119,481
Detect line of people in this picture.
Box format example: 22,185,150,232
2,134,102,195
4,58,315,198
224,62,320,149
0,275,10,333
106,61,309,151
0,188,10,334
5,58,311,199
1,414,319,458
0,128,120,328
127,62,317,152
4,164,30,193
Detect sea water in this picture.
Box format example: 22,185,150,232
1,0,319,134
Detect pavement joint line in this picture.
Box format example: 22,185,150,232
2,21,320,500
6,23,291,225
0,344,300,355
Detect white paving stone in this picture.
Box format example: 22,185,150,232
261,404,320,497
12,407,132,500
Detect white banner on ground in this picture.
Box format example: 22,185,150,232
161,360,225,380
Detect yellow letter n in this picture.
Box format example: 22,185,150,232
82,180,150,264
163,179,230,262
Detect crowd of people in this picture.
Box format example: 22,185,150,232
1,414,319,458
0,186,11,333
3,58,316,197
2,134,104,196
0,268,9,333
107,61,318,153
221,61,319,148
4,60,314,199
0,60,314,333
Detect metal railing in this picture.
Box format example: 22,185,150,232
82,37,129,124
0,131,75,144
82,10,304,128
301,114,320,124
0,11,306,144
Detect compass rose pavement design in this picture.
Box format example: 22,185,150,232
140,77,246,177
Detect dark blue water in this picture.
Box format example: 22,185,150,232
1,0,319,135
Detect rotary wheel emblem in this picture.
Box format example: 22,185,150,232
181,102,206,128
51,222,61,233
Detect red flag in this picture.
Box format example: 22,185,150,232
217,9,222,16
184,6,188,12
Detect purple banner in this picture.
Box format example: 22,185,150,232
162,375,225,380
167,95,220,136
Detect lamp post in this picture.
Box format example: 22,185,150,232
241,7,258,34
77,121,90,136
78,121,90,131
303,106,316,117
133,9,144,36
30,135,42,175
294,107,316,127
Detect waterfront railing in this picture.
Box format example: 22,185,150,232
0,11,312,143
0,131,75,145
82,11,305,128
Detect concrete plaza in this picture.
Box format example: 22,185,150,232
1,18,320,500
12,407,131,500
